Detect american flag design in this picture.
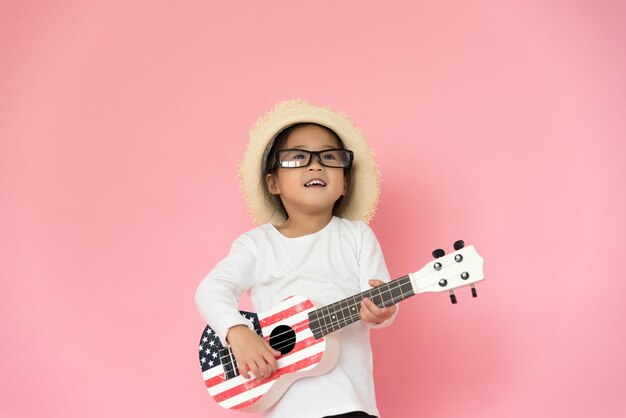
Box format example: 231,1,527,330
198,296,326,411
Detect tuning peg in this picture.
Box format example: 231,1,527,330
471,285,477,298
453,240,465,250
432,249,445,258
449,290,457,304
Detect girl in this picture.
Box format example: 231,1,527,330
195,99,397,418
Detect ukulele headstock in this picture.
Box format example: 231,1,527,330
410,240,485,304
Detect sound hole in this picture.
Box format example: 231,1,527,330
269,325,296,355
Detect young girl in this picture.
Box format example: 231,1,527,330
195,99,397,418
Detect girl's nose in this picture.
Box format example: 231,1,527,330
308,155,324,170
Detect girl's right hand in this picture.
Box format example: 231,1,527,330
226,325,281,380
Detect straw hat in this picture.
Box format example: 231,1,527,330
238,99,380,225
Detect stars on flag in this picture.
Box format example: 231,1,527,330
198,311,262,373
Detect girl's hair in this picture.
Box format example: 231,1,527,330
261,123,353,221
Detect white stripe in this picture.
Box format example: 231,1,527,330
202,364,226,380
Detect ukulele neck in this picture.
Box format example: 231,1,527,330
308,275,415,339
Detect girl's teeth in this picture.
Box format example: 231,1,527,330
305,180,325,187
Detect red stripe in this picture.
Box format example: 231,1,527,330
204,333,322,389
214,351,324,405
259,299,314,328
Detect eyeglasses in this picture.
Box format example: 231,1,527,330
276,148,354,169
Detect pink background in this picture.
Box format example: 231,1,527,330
2,1,625,417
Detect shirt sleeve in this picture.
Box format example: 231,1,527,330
194,235,257,345
357,221,398,329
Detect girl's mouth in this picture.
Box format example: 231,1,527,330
304,179,327,187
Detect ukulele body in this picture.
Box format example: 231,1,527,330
198,296,340,412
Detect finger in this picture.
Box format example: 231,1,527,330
365,297,394,320
256,365,267,380
363,297,383,315
368,279,385,287
239,364,251,380
255,357,274,380
253,366,265,380
265,341,282,358
360,307,378,324
360,299,378,324
264,361,275,379
248,360,262,380
361,298,392,323
262,351,279,375
359,306,372,323
361,297,376,315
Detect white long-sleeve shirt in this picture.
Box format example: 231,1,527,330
195,216,395,418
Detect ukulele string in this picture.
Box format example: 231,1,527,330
269,285,416,353
263,279,407,346
240,259,463,352
265,288,415,354
264,275,416,348
309,287,413,341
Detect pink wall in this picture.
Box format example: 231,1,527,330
2,1,625,417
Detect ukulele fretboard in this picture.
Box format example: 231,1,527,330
308,275,414,339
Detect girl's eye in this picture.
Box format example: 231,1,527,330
293,153,307,160
322,153,338,160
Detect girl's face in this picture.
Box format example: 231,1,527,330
265,125,347,218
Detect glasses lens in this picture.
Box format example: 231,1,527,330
319,150,352,167
278,150,311,168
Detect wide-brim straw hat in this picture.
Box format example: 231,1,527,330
238,99,380,225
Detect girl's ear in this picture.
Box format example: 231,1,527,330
266,173,280,195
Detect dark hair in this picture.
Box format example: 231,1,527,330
261,123,353,221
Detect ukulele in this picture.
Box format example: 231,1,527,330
198,240,484,412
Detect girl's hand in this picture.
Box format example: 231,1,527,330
226,325,281,380
360,279,398,325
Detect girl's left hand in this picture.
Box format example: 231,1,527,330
360,279,398,325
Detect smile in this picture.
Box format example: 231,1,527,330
304,179,327,187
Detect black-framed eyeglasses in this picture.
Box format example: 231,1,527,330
276,148,354,169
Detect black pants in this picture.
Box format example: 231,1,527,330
324,412,376,418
